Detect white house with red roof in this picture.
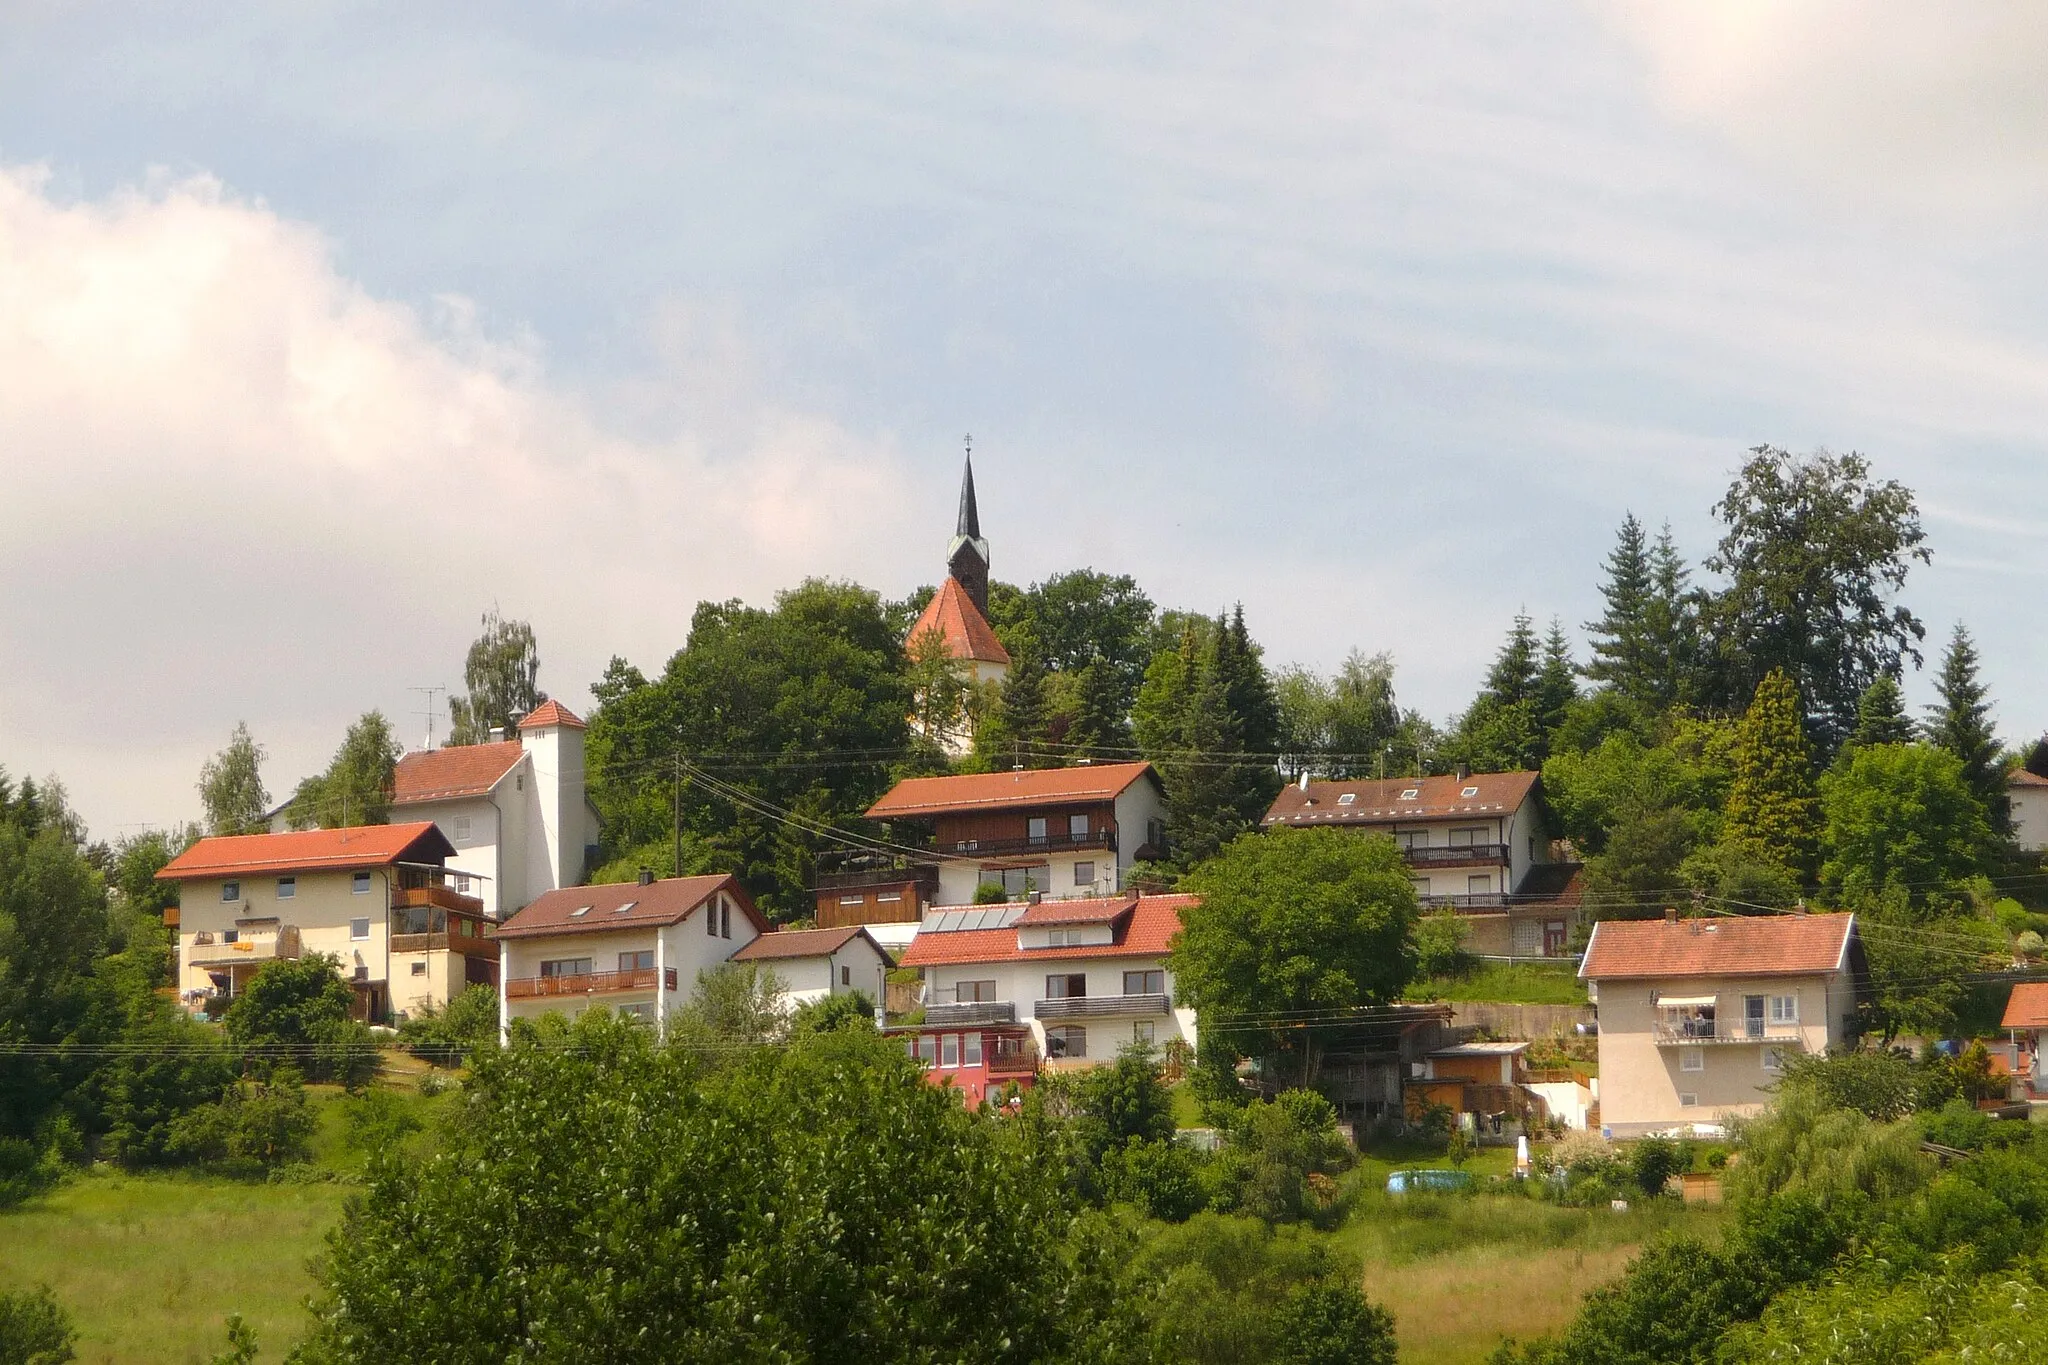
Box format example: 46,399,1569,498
1263,771,1581,958
387,699,601,920
895,893,1197,1103
2001,982,2048,1097
494,873,767,1034
731,925,893,1010
861,762,1169,909
2008,769,2048,852
1580,912,1866,1137
158,821,492,1022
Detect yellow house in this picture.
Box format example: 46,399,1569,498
158,821,490,1023
1580,912,1865,1138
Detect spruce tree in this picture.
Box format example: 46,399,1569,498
1212,605,1283,828
1583,514,1653,700
975,641,1053,770
1453,614,1544,771
1723,669,1822,882
1645,524,1699,710
1537,620,1578,743
1848,675,1915,749
1063,658,1133,761
1926,623,2008,835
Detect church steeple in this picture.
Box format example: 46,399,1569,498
946,439,991,616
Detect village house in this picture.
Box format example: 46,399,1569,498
1580,911,1866,1138
385,699,601,920
2008,769,2048,852
159,822,491,1022
858,762,1169,911
2001,982,2048,1099
894,893,1196,1106
1262,770,1582,958
729,924,893,1010
493,872,766,1035
904,453,1010,756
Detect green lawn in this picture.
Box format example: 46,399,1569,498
1407,961,1590,1006
0,1171,344,1364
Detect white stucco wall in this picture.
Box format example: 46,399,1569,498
2011,785,2048,853
923,950,1193,1060
499,890,762,1033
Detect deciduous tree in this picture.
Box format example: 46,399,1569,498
1721,670,1821,883
1820,743,1989,904
283,712,401,829
197,722,270,836
446,608,545,745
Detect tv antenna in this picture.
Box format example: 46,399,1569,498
411,686,447,750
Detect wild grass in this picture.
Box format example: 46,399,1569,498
1407,961,1589,1006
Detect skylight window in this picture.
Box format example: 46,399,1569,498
569,905,593,918
613,901,637,914
1337,793,1356,806
1461,786,1479,798
1399,788,1420,800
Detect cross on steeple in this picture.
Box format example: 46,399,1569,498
947,439,990,614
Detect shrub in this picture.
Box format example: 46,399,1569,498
1210,1089,1352,1224
0,1284,74,1365
787,990,877,1036
1101,1137,1207,1223
0,1137,56,1210
1411,911,1474,978
1136,1213,1354,1365
165,1069,317,1171
225,954,379,1088
1273,1280,1398,1365
1627,1136,1684,1198
397,984,500,1067
340,1088,424,1159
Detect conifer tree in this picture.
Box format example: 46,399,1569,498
1583,514,1653,699
1644,524,1700,709
1925,623,2008,836
1848,675,1915,750
1062,659,1132,761
1723,669,1822,882
1453,614,1544,771
974,640,1052,770
1212,605,1283,828
1537,620,1578,740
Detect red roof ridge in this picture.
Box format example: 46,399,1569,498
157,822,453,880
1579,912,1858,981
518,700,585,730
2002,981,2048,1029
868,761,1159,819
908,578,1011,667
392,741,525,803
495,874,763,939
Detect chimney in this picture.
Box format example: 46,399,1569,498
1664,907,1678,924
488,726,506,743
1456,762,1471,781
1027,891,1042,905
638,867,654,886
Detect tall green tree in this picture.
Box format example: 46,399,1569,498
447,609,546,745
1582,513,1656,706
1924,623,2007,837
1211,605,1283,830
1722,669,1822,883
1701,446,1930,754
284,712,402,829
1452,614,1546,771
973,637,1054,771
1848,675,1915,750
1537,620,1579,739
298,1017,1146,1362
1172,827,1418,1087
197,722,270,836
1820,744,1990,905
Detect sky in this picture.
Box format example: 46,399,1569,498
7,3,2048,840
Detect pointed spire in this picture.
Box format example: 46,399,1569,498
957,438,981,540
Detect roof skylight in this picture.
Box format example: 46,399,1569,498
613,901,637,914
569,905,593,918
1337,793,1356,806
1461,786,1479,798
1399,788,1420,800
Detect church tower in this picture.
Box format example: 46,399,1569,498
946,451,991,616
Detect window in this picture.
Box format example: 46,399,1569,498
721,900,732,939
612,901,637,916
410,961,427,977
453,873,472,894
916,1035,938,1066
1679,1092,1698,1108
349,917,370,941
1045,1025,1088,1059
1337,793,1357,806
1027,817,1048,844
991,866,1048,898
876,891,902,903
221,881,240,902
840,895,866,906
1123,969,1164,996
223,929,239,944
1047,928,1072,947
1069,814,1089,838
1132,1020,1156,1046
1462,786,1480,798
541,958,592,978
352,872,371,895
1681,1047,1705,1073
453,816,471,842
1399,788,1420,800
1762,1048,1787,1073
1073,861,1095,886
840,965,851,987
707,899,718,935
964,1032,983,1066
1467,875,1491,895
276,876,296,899
570,905,592,918
619,1002,654,1023
619,951,653,972
1046,973,1087,999
1398,830,1428,850
1769,995,1799,1024
957,980,997,1003
940,1034,960,1067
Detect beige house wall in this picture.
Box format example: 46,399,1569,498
177,867,395,1002
1592,972,1852,1136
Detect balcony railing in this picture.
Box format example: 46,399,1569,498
814,856,941,892
390,931,498,958
187,925,301,967
946,830,1117,860
1033,992,1171,1021
1420,893,1511,910
925,1001,1017,1027
985,1042,1040,1077
506,968,659,999
1652,1018,1807,1047
1403,843,1510,867
393,885,485,914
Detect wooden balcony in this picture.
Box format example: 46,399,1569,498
1404,844,1510,868
1033,992,1171,1021
945,830,1117,860
985,1042,1040,1077
505,968,659,1000
393,885,485,914
390,931,498,958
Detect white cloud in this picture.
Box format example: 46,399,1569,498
0,165,916,834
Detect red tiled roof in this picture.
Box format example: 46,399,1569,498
392,742,524,804
907,578,1011,667
157,822,454,880
868,762,1159,819
2003,982,2048,1029
494,874,765,939
1579,912,1857,981
732,925,888,962
899,894,1195,967
1263,772,1540,826
518,700,585,731
1013,895,1137,927
2009,769,2048,789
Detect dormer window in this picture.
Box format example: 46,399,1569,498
1336,793,1356,806
1399,788,1420,800
1461,786,1479,798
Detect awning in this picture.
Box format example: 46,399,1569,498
1656,995,1718,1009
